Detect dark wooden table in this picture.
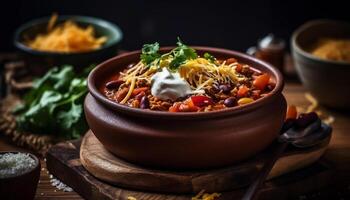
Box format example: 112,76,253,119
1,82,350,199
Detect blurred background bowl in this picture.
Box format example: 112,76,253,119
14,15,123,70
291,19,350,110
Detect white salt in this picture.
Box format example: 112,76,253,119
0,152,37,178
49,176,73,192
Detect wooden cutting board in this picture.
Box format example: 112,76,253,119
46,130,334,200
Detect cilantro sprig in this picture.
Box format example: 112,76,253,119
140,37,198,71
168,37,198,70
140,42,161,65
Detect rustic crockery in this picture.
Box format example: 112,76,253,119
0,151,40,200
14,15,123,69
291,19,350,110
85,47,287,169
247,34,286,73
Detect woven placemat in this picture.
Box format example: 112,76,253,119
0,60,60,156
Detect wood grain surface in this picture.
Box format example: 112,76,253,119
47,136,334,200
79,130,329,194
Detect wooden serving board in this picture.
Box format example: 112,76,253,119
46,130,334,200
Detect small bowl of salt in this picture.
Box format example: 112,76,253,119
0,151,40,200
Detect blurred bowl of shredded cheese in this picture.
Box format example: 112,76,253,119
14,14,123,68
292,19,350,110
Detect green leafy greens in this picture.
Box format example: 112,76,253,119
140,37,198,71
13,65,93,139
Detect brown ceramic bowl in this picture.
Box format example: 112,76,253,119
0,151,40,200
85,47,287,169
291,19,350,110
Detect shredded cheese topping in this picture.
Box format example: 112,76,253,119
179,58,241,90
118,57,244,104
120,77,136,104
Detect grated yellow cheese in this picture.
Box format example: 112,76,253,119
119,57,242,100
178,58,240,89
305,93,318,113
26,14,107,53
120,77,136,104
192,190,221,200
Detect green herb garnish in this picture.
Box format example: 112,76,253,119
140,42,161,65
204,52,216,63
168,37,198,70
13,65,93,139
140,37,198,71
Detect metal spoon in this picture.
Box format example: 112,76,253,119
279,118,322,142
293,123,332,148
242,119,332,200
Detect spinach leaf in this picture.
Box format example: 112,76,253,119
14,65,91,139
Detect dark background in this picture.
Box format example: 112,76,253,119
1,0,349,52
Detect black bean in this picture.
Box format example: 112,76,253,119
219,84,232,94
295,112,319,128
106,80,124,90
224,97,236,107
140,96,150,109
135,92,145,101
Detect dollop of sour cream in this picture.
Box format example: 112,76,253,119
151,68,193,101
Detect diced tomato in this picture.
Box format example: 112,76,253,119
253,74,270,90
179,103,199,112
178,104,188,112
190,96,214,107
187,100,200,111
237,85,249,98
235,64,243,73
132,87,148,96
169,102,181,112
226,58,237,65
286,105,298,120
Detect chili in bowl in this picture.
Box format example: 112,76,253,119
85,40,286,169
101,39,275,113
